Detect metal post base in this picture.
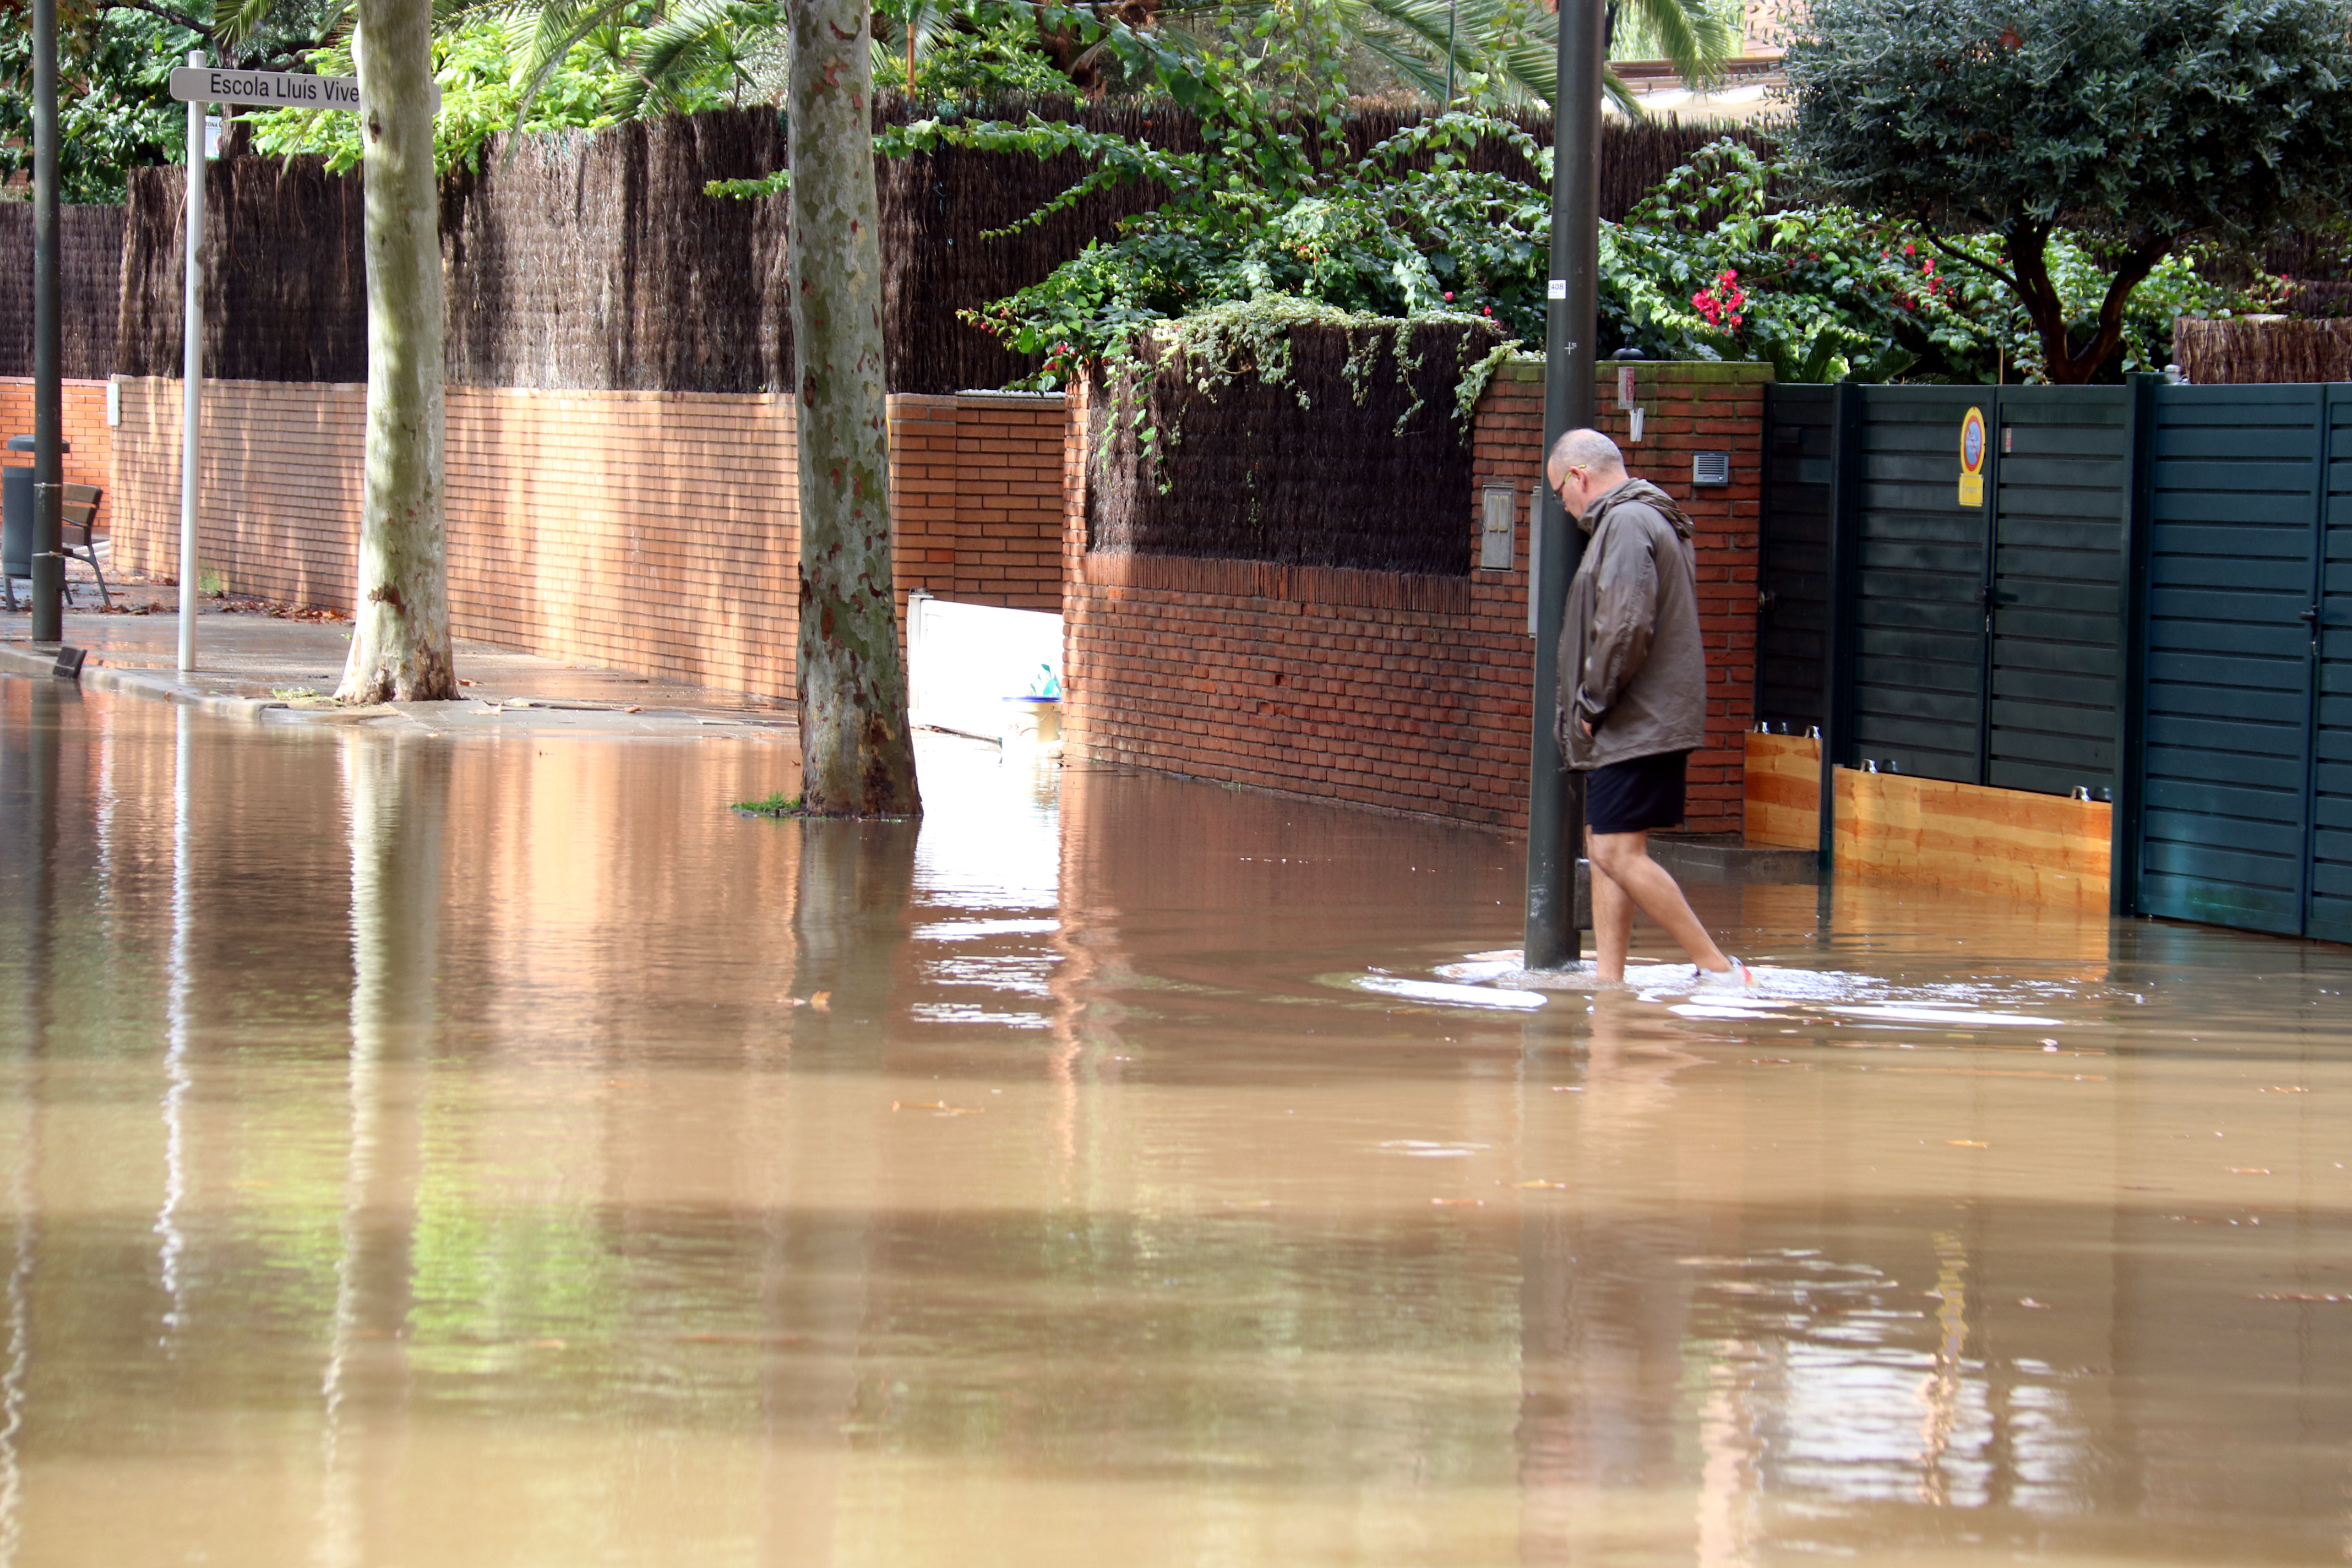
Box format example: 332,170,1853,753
29,556,62,642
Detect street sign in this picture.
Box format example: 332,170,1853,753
168,67,440,111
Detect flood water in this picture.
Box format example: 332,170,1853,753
0,676,2348,1567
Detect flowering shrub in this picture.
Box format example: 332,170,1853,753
1690,270,1746,331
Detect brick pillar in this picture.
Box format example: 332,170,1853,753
1060,378,1095,752
886,394,960,625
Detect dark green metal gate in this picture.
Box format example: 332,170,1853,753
1832,385,2136,797
2135,384,2352,940
1758,374,2352,943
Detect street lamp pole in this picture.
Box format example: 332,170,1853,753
1522,0,1604,972
30,0,63,644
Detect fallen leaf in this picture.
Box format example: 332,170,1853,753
625,705,643,713
809,991,831,1012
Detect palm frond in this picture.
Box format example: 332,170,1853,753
211,0,286,46
501,0,645,131
1614,0,1731,83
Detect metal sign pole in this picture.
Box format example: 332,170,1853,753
178,51,204,673
1522,0,1603,972
30,0,62,644
160,63,427,675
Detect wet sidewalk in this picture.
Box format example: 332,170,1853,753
0,599,797,743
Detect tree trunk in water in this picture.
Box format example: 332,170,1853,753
789,0,921,818
338,0,454,704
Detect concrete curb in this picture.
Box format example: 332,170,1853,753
0,641,290,722
1651,832,1819,885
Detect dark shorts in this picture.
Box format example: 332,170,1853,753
1584,749,1689,835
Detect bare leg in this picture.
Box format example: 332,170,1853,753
1589,831,1638,981
1585,827,1730,983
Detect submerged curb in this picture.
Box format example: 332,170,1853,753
0,641,290,721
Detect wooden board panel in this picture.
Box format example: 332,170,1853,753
1833,765,2111,910
1744,729,1820,848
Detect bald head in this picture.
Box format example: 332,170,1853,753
1547,428,1624,481
1545,428,1628,519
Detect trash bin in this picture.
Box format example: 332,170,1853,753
2,434,69,591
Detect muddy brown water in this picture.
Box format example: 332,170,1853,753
0,677,2348,1566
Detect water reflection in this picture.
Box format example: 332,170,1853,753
318,733,441,1568
0,692,2340,1564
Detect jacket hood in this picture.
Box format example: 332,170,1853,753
1578,477,1695,541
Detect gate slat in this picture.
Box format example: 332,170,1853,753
2307,388,2352,941
2139,384,2322,937
1989,386,2130,798
1848,388,1987,782
1756,384,1833,732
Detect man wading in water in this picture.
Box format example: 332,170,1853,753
1547,428,1754,989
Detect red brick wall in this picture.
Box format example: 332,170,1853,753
887,391,1065,614
1060,360,1766,834
0,378,114,534
108,379,1065,699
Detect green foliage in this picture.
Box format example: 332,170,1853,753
1599,140,2255,383
1201,0,1732,115
887,0,1553,385
0,7,194,202
1782,0,2352,380
0,0,347,202
247,13,737,174
875,0,1075,98
734,792,803,814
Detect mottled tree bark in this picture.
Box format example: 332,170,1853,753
338,0,454,704
788,0,921,817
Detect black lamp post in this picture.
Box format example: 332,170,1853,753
1522,0,1604,972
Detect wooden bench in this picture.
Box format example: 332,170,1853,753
2,482,110,611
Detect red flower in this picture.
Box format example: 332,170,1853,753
1444,291,1454,301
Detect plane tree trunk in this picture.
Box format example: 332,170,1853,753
338,0,454,704
788,0,921,818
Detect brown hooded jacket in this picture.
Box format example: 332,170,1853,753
1553,476,1708,770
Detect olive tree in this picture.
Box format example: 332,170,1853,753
1782,0,2352,383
